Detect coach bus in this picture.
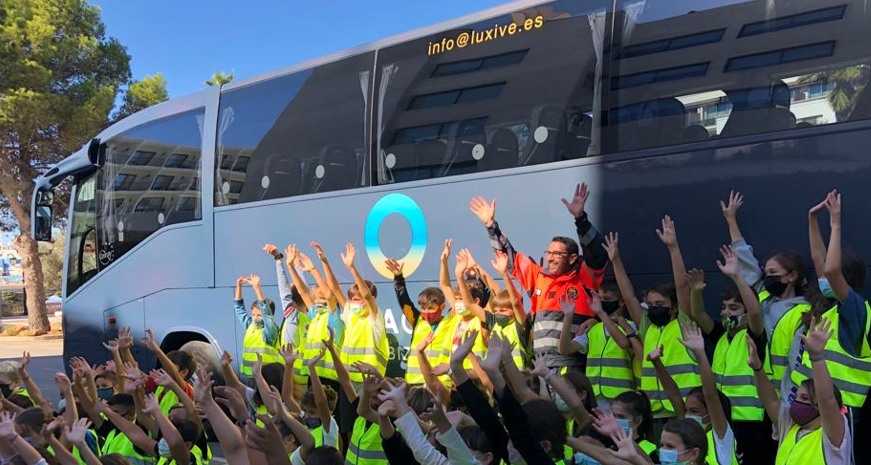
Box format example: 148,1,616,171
31,0,871,374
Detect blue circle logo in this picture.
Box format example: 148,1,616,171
364,194,427,279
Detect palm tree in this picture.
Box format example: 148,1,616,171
796,64,869,121
205,70,234,87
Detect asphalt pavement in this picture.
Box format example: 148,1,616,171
0,338,64,408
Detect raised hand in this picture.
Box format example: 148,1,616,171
103,339,120,353
306,349,326,368
529,354,550,379
263,244,280,258
384,258,404,277
647,345,664,362
479,333,505,373
0,412,17,440
491,250,509,274
151,369,174,387
247,274,261,288
362,373,384,395
284,244,299,265
220,350,233,367
469,196,497,226
377,381,409,409
262,386,285,416
377,399,396,418
454,253,469,277
824,189,841,226
720,190,744,221
142,393,160,414
716,245,739,278
560,295,577,319
141,328,158,350
323,325,335,352
592,408,621,438
586,289,604,316
686,269,706,291
679,322,704,353
801,316,833,358
340,243,356,267
297,252,315,273
561,182,589,219
440,238,453,263
809,198,827,217
353,362,381,378
65,418,92,445
310,241,327,261
576,318,595,338
655,215,678,248
459,248,478,270
609,426,644,463
54,373,72,392
449,330,479,368
118,327,134,350
416,331,435,353
420,395,450,428
746,338,762,371
279,344,298,366
253,353,264,376
236,276,247,287
43,415,65,437
193,368,214,404
431,364,451,377
19,352,31,371
602,232,620,262
214,386,248,420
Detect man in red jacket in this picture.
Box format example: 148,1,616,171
470,183,607,371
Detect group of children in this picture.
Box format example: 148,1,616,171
0,185,868,465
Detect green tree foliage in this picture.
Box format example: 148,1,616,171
0,0,131,333
39,230,65,296
206,70,234,87
115,73,169,121
797,64,870,121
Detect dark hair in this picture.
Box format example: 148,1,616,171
96,371,117,384
290,284,306,310
251,298,277,314
613,391,653,441
449,389,466,413
301,384,339,412
454,282,485,306
307,445,344,465
551,236,580,256
662,418,707,464
600,278,622,299
562,371,597,412
841,249,866,292
418,287,446,307
8,393,34,409
643,282,677,306
166,350,196,381
100,455,131,465
686,387,732,424
348,280,378,300
459,425,494,454
172,418,200,444
107,393,135,409
801,378,843,408
768,251,829,326
408,386,435,416
277,419,295,438
522,400,567,458
720,285,741,306
252,363,284,406
577,422,613,448
15,407,49,435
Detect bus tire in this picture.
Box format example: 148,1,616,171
179,340,223,384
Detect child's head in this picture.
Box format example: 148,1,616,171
459,426,495,465
108,394,137,422
277,420,299,454
0,361,22,389
719,285,750,332
14,407,50,439
599,279,623,314
348,280,378,305
166,350,197,381
171,418,200,450
643,282,677,325
660,418,708,465
418,287,446,324
8,394,34,409
300,384,339,427
407,386,435,416
684,387,731,430
252,363,284,406
488,290,515,320
290,284,306,311
95,370,116,389
611,390,653,440
794,378,843,424
513,399,566,461
453,282,484,315
311,285,332,309
307,446,344,465
561,371,596,413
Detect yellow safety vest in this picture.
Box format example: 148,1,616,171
440,316,487,372
406,316,454,385
638,439,657,456
240,323,281,377
281,311,312,386
705,428,739,465
586,322,634,400
101,428,154,465
346,417,387,465
492,319,526,369
775,423,825,465
303,311,340,381
641,319,701,415
341,310,389,383
156,444,204,465
712,329,764,421
790,304,871,408
759,290,810,393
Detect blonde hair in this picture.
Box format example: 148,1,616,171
0,361,22,384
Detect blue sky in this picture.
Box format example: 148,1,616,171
95,0,508,98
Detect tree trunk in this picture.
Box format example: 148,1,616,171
14,234,51,334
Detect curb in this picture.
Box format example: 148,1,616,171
0,334,64,341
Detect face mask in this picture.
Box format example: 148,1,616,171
302,415,322,429
659,448,687,465
763,275,789,298
648,306,671,326
157,438,172,458
553,394,570,413
686,414,709,429
616,418,632,436
313,303,329,314
454,302,469,316
574,452,602,465
818,278,836,299
721,313,745,331
421,311,442,325
349,303,365,315
97,387,115,401
0,383,12,397
601,300,621,315
252,316,264,325
57,398,67,412
789,400,820,426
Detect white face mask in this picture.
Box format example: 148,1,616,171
157,438,172,457
349,302,365,315
454,301,468,315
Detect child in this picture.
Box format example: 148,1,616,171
339,243,389,381
233,275,281,382
141,329,196,416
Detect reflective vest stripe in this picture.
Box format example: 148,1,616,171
712,329,764,421
775,423,825,465
706,429,739,465
304,312,340,381
406,316,453,385
586,358,632,368
493,320,526,369
341,311,389,382
241,324,281,377
532,311,583,367
640,319,701,414
346,418,388,465
587,322,634,400
764,300,809,394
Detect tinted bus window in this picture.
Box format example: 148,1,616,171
375,0,612,184
67,172,98,294
215,52,374,206
607,0,871,153
97,108,205,269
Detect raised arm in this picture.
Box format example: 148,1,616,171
680,323,728,440
603,233,644,325
152,369,201,430
386,258,418,325
142,329,186,389
0,412,46,465
55,373,78,433
420,333,452,406
439,239,457,307
685,270,714,334
70,357,98,405
305,349,334,435
562,183,608,271
647,346,685,419
720,191,745,242
803,317,845,445
118,326,136,366
17,353,44,408
808,201,828,278
311,241,347,309
143,394,190,465
248,275,280,346
324,327,357,403
194,369,251,465
357,373,383,423
497,335,540,405
220,351,247,400
822,191,851,302
341,243,379,317
266,386,315,462
282,244,313,311
492,250,527,325
718,246,764,337
530,356,591,429
589,292,631,350
102,339,126,394
65,418,103,465
455,253,487,323
278,345,301,413
100,399,157,454
747,338,780,425
656,216,690,315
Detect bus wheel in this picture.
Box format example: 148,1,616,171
179,340,224,385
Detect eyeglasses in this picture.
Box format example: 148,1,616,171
544,250,571,258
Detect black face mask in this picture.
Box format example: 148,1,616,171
0,383,11,397
763,275,789,297
601,300,621,315
648,306,672,326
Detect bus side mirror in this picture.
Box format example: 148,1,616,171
34,191,53,242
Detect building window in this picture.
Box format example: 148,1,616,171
431,50,528,77
134,197,164,213
725,41,836,72
164,154,188,168
620,29,726,59
128,151,156,166
112,174,136,191
151,175,174,191
408,83,506,110
612,63,709,90
739,5,847,38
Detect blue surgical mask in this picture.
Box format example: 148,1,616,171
97,387,115,401
818,278,836,299
686,414,709,429
616,418,631,436
157,438,171,458
574,452,602,465
553,394,570,413
659,448,686,465
313,303,329,314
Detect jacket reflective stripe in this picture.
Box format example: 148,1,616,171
346,443,388,460
532,311,584,367
640,364,700,377
342,310,389,382
712,329,763,421
346,417,388,465
587,358,632,369
715,374,756,386
587,322,634,399
641,319,701,414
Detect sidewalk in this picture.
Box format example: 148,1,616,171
0,313,64,339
